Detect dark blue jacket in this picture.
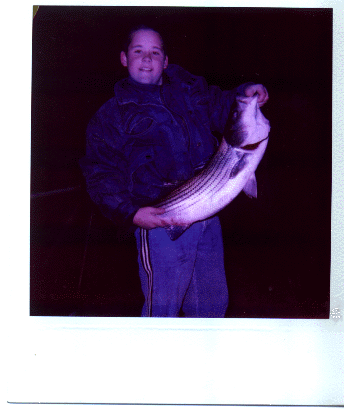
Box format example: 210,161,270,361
80,64,249,227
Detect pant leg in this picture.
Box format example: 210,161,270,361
135,223,203,317
135,217,228,318
182,216,229,318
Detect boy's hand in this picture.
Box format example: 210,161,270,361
133,206,176,229
244,84,269,107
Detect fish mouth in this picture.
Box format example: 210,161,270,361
241,136,269,151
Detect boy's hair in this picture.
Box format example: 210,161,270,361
122,25,167,56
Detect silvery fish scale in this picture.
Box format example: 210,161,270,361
157,94,271,240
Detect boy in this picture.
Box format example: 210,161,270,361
80,26,269,317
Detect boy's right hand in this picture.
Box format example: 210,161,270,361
133,206,174,230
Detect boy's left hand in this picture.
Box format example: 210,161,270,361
244,84,269,107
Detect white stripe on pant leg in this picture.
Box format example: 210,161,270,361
140,228,153,317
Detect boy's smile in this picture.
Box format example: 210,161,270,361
120,29,168,85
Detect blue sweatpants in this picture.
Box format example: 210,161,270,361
134,216,228,317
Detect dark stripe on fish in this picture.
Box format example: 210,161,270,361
158,143,236,211
158,147,228,208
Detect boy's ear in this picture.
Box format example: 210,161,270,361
164,55,168,69
120,51,128,67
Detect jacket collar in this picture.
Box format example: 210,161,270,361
114,71,173,105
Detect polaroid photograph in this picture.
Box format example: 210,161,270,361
4,0,343,409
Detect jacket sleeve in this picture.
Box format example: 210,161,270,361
198,75,254,134
79,109,140,228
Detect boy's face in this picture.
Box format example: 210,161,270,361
120,29,168,85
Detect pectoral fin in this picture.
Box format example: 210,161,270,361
243,173,258,198
165,224,191,241
229,153,249,178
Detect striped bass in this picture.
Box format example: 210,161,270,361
157,93,271,241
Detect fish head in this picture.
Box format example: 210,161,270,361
225,94,270,149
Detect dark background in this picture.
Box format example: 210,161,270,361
31,6,332,317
